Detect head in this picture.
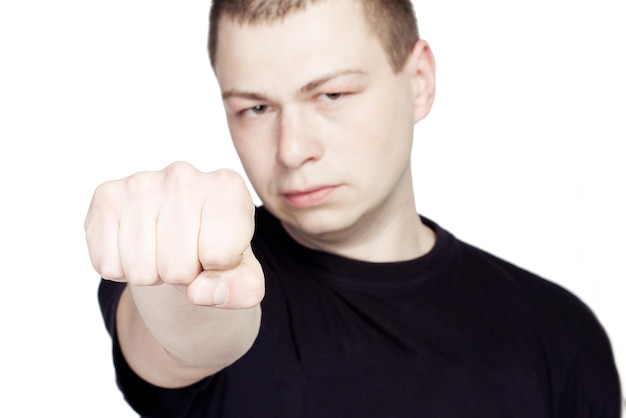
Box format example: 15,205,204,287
210,0,435,251
209,0,420,73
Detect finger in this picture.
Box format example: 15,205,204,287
198,169,255,271
156,177,202,286
186,248,265,308
117,180,160,286
85,183,124,281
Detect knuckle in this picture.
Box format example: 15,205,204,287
122,265,159,286
92,180,117,201
162,162,207,195
158,264,197,286
211,167,240,181
248,282,266,306
95,262,125,282
124,170,160,194
208,168,246,192
164,161,198,183
235,271,265,308
126,275,159,287
130,277,159,287
165,160,195,173
200,249,242,271
205,169,255,217
87,180,123,216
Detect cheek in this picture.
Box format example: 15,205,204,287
343,92,414,180
229,128,273,189
376,92,415,156
229,114,275,158
348,97,413,155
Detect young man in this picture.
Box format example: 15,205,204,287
87,0,622,416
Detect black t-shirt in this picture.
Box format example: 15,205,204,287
98,207,622,417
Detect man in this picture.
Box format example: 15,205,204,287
86,0,622,416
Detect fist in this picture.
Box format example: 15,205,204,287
85,161,264,308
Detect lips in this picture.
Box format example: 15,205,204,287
282,185,340,208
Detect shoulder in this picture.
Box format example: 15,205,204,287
452,236,621,407
453,238,601,337
444,231,622,411
457,240,593,320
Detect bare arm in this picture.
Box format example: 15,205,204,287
117,283,261,388
86,162,265,388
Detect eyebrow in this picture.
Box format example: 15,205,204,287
299,69,368,94
221,90,269,101
221,69,368,101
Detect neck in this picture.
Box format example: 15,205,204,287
282,177,435,263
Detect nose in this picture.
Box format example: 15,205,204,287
275,107,323,169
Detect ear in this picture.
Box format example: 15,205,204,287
402,40,436,124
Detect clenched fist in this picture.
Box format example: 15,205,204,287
85,161,264,308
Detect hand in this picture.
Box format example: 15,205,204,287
85,161,264,308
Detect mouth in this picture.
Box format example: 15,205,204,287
282,185,340,208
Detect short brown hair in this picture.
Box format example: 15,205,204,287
208,0,420,73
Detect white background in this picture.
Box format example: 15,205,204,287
0,0,624,416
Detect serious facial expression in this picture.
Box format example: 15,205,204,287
214,0,429,246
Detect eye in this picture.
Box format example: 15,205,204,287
323,93,343,101
249,104,268,114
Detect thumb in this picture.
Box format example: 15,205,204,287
186,248,265,309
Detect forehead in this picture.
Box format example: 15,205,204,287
213,0,388,92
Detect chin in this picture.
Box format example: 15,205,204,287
280,205,365,241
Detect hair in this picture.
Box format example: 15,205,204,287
208,0,420,73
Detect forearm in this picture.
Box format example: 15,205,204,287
117,284,261,388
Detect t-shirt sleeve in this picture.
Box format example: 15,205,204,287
555,314,623,417
97,279,214,418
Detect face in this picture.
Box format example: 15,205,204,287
214,0,434,247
